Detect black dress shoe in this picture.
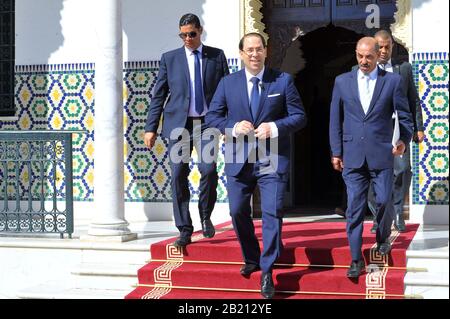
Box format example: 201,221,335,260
347,259,365,278
370,222,378,234
201,219,215,238
334,207,346,218
393,214,406,232
240,263,260,276
260,272,275,299
173,236,191,248
377,241,392,256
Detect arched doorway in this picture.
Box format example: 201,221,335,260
261,1,408,211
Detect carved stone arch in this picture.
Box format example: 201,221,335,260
241,0,268,40
241,0,413,53
391,0,412,53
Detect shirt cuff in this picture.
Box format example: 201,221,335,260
269,122,278,138
232,122,239,138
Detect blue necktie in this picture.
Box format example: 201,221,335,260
193,50,204,115
250,77,260,120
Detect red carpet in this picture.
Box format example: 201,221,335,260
125,221,419,299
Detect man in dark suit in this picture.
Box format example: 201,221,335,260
206,33,307,298
368,30,425,233
329,37,413,278
144,13,229,247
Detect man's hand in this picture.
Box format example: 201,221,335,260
331,156,344,172
235,121,254,135
254,123,272,139
392,140,406,156
144,132,157,150
414,131,425,143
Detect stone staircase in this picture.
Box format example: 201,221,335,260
14,244,150,299
2,222,448,299
404,226,449,299
405,251,449,299
0,234,161,299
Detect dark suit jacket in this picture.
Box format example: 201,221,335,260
352,60,424,133
144,45,229,137
206,68,307,176
329,67,413,170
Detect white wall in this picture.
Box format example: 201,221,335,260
15,0,96,65
15,0,241,65
123,0,241,61
413,0,449,52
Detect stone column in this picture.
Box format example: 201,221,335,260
84,0,136,242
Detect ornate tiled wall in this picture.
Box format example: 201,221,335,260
2,60,240,203
5,55,447,205
412,52,449,205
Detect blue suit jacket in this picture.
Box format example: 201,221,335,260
206,68,307,176
329,67,413,169
144,46,229,137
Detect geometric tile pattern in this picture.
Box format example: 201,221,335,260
412,52,449,205
5,60,240,203
123,60,240,203
3,65,95,202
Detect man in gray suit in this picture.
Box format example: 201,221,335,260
369,30,425,233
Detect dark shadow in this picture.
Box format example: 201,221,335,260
122,0,207,61
14,0,63,65
292,25,366,208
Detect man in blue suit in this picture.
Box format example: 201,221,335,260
329,37,413,278
206,33,307,298
144,14,229,247
367,30,426,233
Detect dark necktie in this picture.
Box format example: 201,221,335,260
250,77,260,120
193,50,204,115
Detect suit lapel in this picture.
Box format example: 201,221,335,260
239,70,253,120
350,69,366,118
202,46,209,77
254,68,273,123
365,68,386,117
202,46,210,93
179,47,190,89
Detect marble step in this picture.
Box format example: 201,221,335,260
406,253,449,274
69,263,142,290
404,248,449,299
404,285,449,299
17,282,128,299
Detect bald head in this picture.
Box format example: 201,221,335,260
356,37,380,54
374,30,393,64
374,30,392,41
355,37,381,74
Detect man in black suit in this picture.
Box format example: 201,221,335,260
369,30,425,233
144,13,229,247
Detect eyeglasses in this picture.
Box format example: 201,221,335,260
241,48,265,56
179,31,198,40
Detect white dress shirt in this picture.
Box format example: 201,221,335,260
232,67,278,138
185,44,207,117
378,59,393,73
357,67,378,114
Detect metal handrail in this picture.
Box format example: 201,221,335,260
0,130,87,238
